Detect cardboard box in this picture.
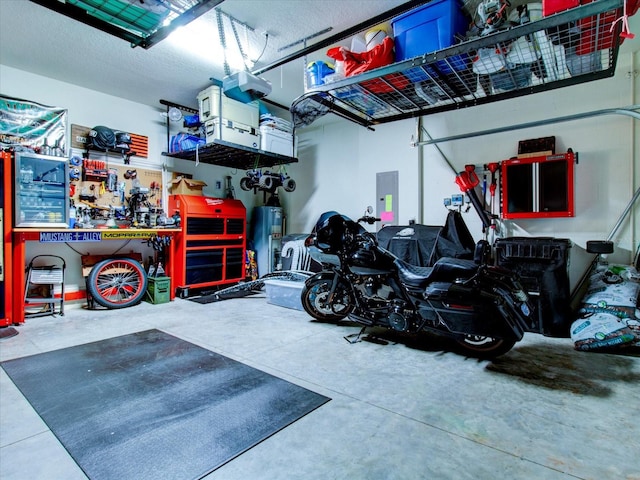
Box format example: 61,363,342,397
517,136,556,159
168,176,207,196
517,151,554,159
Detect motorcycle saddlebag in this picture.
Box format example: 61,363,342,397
424,282,515,338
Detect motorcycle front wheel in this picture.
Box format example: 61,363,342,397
454,335,516,359
301,276,353,321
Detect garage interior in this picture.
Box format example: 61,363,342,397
1,1,640,479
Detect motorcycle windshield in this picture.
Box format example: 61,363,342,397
314,211,362,252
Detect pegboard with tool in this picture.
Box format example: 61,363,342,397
68,124,164,228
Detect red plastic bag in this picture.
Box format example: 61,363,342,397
327,36,394,77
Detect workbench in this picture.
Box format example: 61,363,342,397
9,227,181,325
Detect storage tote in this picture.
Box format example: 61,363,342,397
260,125,296,157
146,276,171,304
264,279,304,311
392,0,469,65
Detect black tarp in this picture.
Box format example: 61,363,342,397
376,211,476,267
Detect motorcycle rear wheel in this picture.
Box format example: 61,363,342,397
301,276,353,321
454,335,516,359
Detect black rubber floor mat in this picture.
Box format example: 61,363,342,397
1,329,330,480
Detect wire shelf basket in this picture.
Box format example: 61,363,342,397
292,0,630,128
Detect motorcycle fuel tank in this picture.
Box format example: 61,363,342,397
349,245,395,275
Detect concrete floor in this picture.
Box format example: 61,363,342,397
1,294,639,480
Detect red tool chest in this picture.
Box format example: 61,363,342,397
168,195,246,296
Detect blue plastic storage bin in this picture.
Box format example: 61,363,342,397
307,61,334,87
392,0,469,69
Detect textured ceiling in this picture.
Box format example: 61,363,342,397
0,0,412,111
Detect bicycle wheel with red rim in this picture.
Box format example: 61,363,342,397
86,258,148,309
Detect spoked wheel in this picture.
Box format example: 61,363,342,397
87,258,148,309
301,276,353,321
454,335,517,359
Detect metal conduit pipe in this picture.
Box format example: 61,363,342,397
411,105,640,146
571,186,640,306
629,53,638,255
416,118,424,224
252,0,427,76
607,187,640,242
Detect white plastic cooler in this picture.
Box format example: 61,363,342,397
197,85,259,128
259,125,296,157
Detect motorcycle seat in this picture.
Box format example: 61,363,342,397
395,257,478,289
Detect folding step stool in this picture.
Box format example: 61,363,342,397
24,255,65,317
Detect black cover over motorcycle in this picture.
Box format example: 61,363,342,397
376,211,476,267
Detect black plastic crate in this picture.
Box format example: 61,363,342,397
495,237,571,337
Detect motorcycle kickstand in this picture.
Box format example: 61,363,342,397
344,326,368,344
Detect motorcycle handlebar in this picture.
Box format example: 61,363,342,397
357,215,380,225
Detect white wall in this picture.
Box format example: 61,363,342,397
283,118,420,233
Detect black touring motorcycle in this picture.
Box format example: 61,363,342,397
301,170,536,358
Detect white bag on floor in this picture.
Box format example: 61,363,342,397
570,313,637,351
573,264,640,351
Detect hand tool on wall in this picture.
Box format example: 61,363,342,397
486,162,499,216
455,164,491,231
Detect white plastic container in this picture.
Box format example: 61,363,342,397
223,71,272,101
264,279,305,311
260,125,296,157
197,85,259,127
205,118,260,149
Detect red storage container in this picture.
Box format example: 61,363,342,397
542,0,580,17
574,0,639,54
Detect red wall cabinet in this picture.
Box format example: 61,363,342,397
501,151,576,219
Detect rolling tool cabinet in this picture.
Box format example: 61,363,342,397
168,195,246,297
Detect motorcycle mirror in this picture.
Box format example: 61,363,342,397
365,205,373,215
